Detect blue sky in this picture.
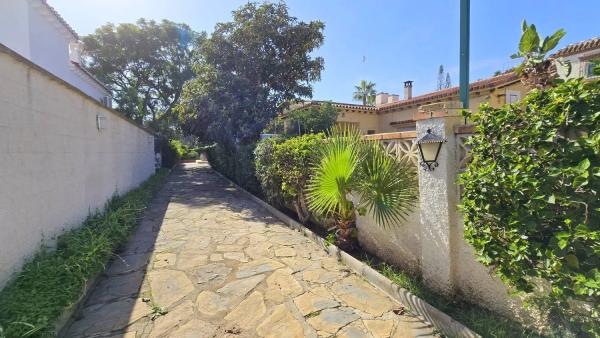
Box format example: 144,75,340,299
50,0,599,102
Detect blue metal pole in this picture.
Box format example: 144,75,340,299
460,0,470,111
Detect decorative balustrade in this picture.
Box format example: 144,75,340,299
364,131,418,166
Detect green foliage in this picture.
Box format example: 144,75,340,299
255,134,324,222
178,2,325,145
157,138,181,168
285,102,338,136
255,136,286,205
460,79,600,336
352,80,376,106
0,170,169,337
307,127,417,226
207,143,262,195
511,20,568,88
83,19,203,135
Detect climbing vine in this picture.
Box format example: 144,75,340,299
460,79,600,335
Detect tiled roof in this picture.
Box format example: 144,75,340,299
40,0,79,39
551,37,600,58
377,71,518,112
293,101,377,111
288,71,519,115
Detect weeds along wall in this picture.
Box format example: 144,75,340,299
0,45,156,287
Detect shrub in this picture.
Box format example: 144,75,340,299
460,79,600,336
157,138,182,168
207,143,261,195
254,136,285,205
0,169,169,337
255,134,324,223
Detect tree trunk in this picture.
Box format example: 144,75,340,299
335,218,358,251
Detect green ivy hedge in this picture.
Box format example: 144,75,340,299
460,79,600,336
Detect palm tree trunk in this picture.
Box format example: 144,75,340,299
335,218,358,251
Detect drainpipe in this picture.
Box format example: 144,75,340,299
460,0,470,123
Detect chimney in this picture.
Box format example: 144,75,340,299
375,92,389,106
404,80,413,100
388,94,400,103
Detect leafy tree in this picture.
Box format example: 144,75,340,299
82,19,202,135
285,102,338,135
307,127,417,250
353,80,376,105
461,79,600,336
511,20,568,88
178,2,324,146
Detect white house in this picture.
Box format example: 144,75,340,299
0,0,111,104
554,37,600,80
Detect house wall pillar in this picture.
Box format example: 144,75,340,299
416,115,462,295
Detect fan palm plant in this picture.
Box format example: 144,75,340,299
353,80,376,106
306,127,417,250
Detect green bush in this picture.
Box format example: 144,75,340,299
158,138,181,168
254,136,285,205
460,79,600,336
182,150,199,160
255,134,324,222
207,143,261,195
0,169,169,338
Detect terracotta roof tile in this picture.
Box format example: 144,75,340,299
377,71,518,112
551,37,600,58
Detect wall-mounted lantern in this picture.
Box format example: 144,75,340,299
415,129,446,171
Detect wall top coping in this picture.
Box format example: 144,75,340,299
364,131,416,140
454,125,476,134
0,43,156,137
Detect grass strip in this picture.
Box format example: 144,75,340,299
375,261,565,338
0,169,169,338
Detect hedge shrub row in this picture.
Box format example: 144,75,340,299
461,78,600,337
254,133,324,223
206,143,262,195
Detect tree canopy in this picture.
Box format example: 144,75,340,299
284,102,338,136
178,2,325,146
82,19,203,135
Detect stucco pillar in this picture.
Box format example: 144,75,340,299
416,116,462,295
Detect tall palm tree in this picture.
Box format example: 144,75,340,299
353,80,376,106
306,127,417,250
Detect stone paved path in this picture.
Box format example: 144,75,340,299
63,163,436,338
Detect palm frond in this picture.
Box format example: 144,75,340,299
355,141,418,227
306,126,362,219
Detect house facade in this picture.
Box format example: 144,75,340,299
0,0,111,104
285,37,599,135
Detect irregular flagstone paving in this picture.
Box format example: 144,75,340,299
63,163,436,338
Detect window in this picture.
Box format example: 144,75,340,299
367,130,376,135
585,61,599,78
505,90,521,104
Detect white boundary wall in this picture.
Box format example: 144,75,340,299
0,45,155,287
